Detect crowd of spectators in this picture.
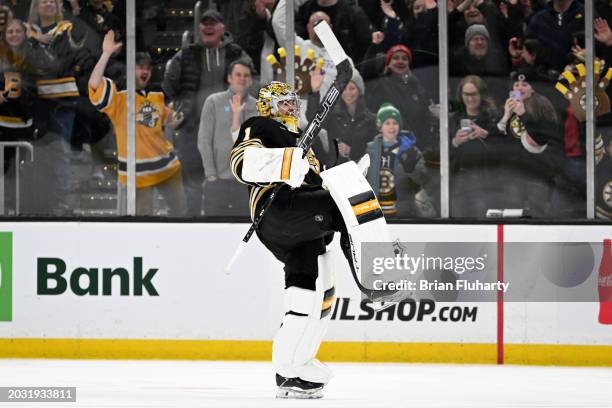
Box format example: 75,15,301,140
0,0,609,220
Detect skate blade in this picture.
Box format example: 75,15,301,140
276,387,323,399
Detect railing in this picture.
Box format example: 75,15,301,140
0,142,34,215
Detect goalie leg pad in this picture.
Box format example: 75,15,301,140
320,161,390,281
272,251,336,384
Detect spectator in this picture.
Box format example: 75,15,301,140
507,37,558,82
325,70,376,164
376,0,438,67
0,0,29,20
295,0,372,64
361,42,434,152
273,4,351,100
451,24,508,78
496,70,562,216
198,60,257,216
526,0,585,72
89,31,186,216
162,9,252,216
365,102,428,217
448,0,509,57
449,75,501,217
28,0,95,214
235,0,278,79
0,18,35,213
70,0,124,54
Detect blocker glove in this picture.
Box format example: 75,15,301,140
242,147,310,188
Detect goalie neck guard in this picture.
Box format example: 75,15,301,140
257,81,300,132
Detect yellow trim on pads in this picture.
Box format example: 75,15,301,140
0,339,611,366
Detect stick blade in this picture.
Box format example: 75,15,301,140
313,20,348,66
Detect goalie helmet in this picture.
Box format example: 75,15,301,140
257,81,300,132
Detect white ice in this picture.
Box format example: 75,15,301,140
0,359,610,408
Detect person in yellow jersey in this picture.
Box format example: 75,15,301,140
88,30,186,216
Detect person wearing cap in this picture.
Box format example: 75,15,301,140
364,102,427,217
325,70,376,165
89,31,186,216
162,8,252,216
495,70,563,217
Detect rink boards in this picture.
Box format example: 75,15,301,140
0,223,611,366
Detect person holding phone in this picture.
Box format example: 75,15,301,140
496,70,562,216
449,75,500,217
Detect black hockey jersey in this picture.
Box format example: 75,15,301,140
230,116,321,220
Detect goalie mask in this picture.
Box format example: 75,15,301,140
257,81,300,132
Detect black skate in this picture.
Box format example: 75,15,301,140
275,373,324,399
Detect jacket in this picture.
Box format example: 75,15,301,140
365,132,427,203
326,98,376,162
197,89,257,179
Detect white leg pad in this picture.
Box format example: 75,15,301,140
320,161,390,280
272,252,336,384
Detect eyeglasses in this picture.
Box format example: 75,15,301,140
462,91,479,98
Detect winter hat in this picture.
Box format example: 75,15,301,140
464,24,490,47
350,70,365,95
509,68,544,95
376,102,403,128
385,44,413,67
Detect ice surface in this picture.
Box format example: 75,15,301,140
0,359,610,408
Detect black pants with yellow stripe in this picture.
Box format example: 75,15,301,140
257,185,347,291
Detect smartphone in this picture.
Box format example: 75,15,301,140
510,90,522,101
460,118,472,132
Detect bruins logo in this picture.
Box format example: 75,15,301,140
3,72,21,98
509,115,526,140
379,168,395,194
136,101,160,128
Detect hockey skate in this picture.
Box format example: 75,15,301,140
275,374,324,399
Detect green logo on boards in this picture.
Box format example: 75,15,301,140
0,232,13,322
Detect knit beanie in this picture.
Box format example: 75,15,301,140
350,70,365,95
385,44,413,67
376,103,403,128
464,24,490,47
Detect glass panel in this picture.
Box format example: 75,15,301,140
135,0,257,217
594,3,612,221
355,0,441,219
0,0,124,216
447,0,588,219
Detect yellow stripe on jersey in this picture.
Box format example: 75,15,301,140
280,148,294,181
